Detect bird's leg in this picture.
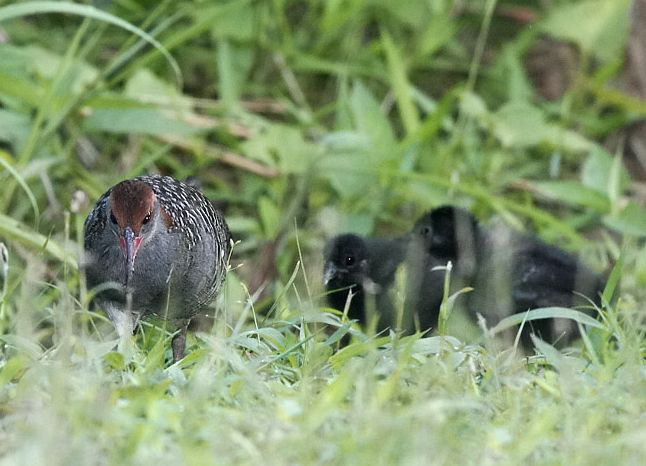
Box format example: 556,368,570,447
171,320,190,363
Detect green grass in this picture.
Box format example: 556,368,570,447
0,0,645,464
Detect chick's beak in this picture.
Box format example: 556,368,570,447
120,226,142,288
323,262,339,286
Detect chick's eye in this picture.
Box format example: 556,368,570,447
344,255,355,266
142,212,151,225
109,211,117,224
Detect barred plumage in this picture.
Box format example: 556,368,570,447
83,175,231,362
131,175,231,306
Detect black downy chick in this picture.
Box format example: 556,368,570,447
406,206,606,347
323,234,407,332
405,206,480,333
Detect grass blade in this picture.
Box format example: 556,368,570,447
0,213,76,269
0,1,182,87
490,307,604,336
0,154,40,228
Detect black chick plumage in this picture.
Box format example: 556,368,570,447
406,205,606,347
323,233,407,331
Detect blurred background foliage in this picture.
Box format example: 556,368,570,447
4,1,646,464
0,0,644,334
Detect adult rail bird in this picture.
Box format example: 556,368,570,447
83,175,231,362
406,206,606,348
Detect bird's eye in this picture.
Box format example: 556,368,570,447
344,255,355,266
109,211,117,224
421,226,431,237
142,212,151,225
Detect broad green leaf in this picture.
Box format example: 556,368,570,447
319,151,375,199
0,43,33,72
270,125,317,174
404,335,462,355
581,147,630,194
350,81,397,160
416,13,457,58
541,0,630,62
125,69,188,110
0,69,44,107
460,91,488,119
531,180,610,211
83,107,200,137
492,100,549,148
240,135,276,169
319,131,375,198
531,336,563,369
491,100,595,152
548,127,595,153
250,327,287,350
499,47,533,102
603,201,646,236
21,45,97,94
0,109,30,150
241,124,315,174
0,44,97,91
490,307,603,336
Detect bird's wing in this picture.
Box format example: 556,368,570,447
83,193,110,249
511,237,604,306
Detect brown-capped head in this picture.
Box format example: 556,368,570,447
108,180,157,287
108,180,156,235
